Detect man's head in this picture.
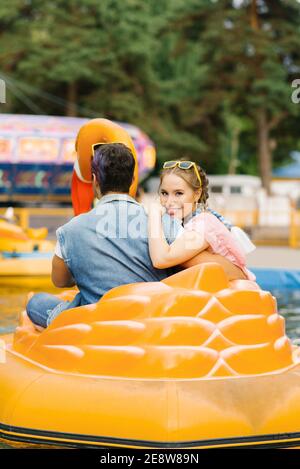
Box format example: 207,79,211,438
91,143,135,197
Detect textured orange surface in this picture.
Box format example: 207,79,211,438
0,220,53,253
76,118,138,189
72,118,139,215
13,263,294,378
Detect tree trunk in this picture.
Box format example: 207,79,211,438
0,78,6,105
228,127,240,175
66,82,77,117
257,109,272,195
250,0,259,30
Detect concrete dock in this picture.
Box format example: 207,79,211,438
24,201,300,271
247,246,300,270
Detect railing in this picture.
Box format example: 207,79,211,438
290,204,300,248
0,205,300,248
219,210,259,229
0,207,73,232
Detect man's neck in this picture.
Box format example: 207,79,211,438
105,191,130,196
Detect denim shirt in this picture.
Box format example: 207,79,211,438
56,194,182,307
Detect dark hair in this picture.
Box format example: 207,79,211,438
159,159,209,207
91,143,135,194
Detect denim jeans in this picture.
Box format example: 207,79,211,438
26,293,71,328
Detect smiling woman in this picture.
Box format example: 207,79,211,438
159,173,200,220
148,159,256,282
159,160,207,220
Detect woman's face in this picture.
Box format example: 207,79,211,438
159,173,201,220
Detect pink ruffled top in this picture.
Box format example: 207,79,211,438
184,212,256,281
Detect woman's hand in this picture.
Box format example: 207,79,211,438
148,199,165,218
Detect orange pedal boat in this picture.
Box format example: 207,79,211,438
0,217,53,288
1,263,300,449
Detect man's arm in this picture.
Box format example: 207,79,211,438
52,255,76,288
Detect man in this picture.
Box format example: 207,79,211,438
26,143,180,328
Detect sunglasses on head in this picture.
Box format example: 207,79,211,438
92,142,128,159
91,142,110,159
162,160,202,188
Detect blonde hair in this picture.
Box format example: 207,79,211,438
159,159,209,209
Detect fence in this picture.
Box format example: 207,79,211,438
0,207,73,240
290,203,300,248
0,205,300,247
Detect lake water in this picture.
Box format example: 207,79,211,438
0,287,300,449
274,289,300,344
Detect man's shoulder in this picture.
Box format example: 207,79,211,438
58,211,91,234
95,200,147,227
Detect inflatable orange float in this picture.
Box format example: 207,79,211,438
1,263,300,449
0,217,54,288
72,118,138,215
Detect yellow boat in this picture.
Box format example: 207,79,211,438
0,217,53,288
1,263,300,449
0,257,52,289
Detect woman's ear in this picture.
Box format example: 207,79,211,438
194,188,202,203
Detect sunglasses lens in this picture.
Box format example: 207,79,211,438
163,161,177,169
179,161,193,169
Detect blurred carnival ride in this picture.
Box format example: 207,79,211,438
0,114,155,206
0,208,53,288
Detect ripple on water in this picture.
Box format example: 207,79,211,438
0,288,28,334
274,290,300,340
0,286,59,335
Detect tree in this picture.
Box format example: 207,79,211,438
199,0,300,191
1,0,157,120
1,0,300,182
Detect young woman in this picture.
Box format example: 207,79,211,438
148,160,257,284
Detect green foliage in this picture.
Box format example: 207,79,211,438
1,0,300,177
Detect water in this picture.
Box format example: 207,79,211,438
274,289,300,344
0,288,28,334
1,287,300,449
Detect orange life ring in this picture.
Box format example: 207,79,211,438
72,118,138,215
